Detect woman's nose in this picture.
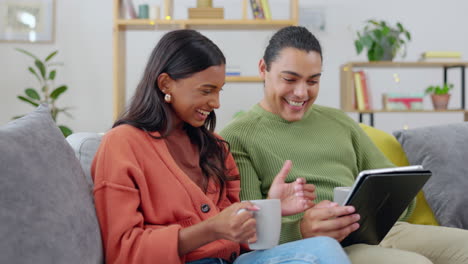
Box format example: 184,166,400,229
208,95,220,109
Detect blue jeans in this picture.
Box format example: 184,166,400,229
187,236,350,264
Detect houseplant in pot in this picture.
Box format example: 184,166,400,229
13,48,73,137
354,20,412,61
425,83,453,110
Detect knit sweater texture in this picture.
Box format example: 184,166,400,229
220,104,415,244
92,125,241,263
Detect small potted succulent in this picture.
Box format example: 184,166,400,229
354,20,412,61
424,83,453,110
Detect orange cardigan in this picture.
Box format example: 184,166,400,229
91,125,241,263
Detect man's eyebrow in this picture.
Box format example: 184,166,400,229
281,71,322,78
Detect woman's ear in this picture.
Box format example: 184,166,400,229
157,73,173,94
258,58,267,80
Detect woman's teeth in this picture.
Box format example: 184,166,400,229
197,109,210,116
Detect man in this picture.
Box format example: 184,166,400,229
220,26,468,264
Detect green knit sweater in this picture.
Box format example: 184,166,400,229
220,104,415,244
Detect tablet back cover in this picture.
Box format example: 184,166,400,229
341,171,431,247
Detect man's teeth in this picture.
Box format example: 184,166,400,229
197,109,210,116
287,100,304,107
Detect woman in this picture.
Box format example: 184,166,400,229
91,29,350,264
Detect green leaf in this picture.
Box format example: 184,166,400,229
355,40,364,54
397,22,404,32
12,115,25,120
15,48,40,60
45,50,58,62
50,85,68,100
382,26,390,36
361,35,374,49
388,35,397,46
35,59,46,79
28,67,42,83
25,88,41,100
49,70,56,80
17,96,39,107
425,86,435,95
405,31,411,40
58,125,73,137
372,29,383,40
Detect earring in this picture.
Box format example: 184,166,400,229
164,94,171,103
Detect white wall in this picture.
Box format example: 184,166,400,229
1,0,467,134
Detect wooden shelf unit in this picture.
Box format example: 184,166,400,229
340,61,468,125
112,0,298,119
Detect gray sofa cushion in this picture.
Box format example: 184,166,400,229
0,105,103,263
66,132,103,188
393,122,468,229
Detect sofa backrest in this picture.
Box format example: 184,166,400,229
66,132,103,188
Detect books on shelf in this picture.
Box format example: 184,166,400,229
353,71,372,111
250,0,271,19
226,65,241,76
260,0,272,19
419,51,462,62
123,0,137,19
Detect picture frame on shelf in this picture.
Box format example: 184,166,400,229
0,0,55,43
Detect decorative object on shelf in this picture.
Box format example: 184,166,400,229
425,83,453,110
138,4,149,19
382,93,424,110
0,0,55,43
197,0,213,8
163,0,173,20
149,5,160,20
354,20,411,61
419,51,462,62
13,48,73,137
188,7,224,19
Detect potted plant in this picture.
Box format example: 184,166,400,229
354,20,412,61
14,48,73,137
425,83,453,110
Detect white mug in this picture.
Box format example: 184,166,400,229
333,186,352,205
238,199,281,250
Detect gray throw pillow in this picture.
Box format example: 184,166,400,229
0,105,103,263
66,132,103,188
393,122,468,229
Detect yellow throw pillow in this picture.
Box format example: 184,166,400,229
359,124,439,226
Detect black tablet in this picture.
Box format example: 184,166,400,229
340,165,432,247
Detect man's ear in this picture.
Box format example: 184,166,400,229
258,58,267,80
157,73,174,94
